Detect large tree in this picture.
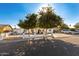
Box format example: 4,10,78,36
38,6,63,28
18,5,63,38
18,13,37,43
18,5,63,30
74,22,79,29
18,20,29,29
25,14,37,29
38,5,63,38
18,13,37,29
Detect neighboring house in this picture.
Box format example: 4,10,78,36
13,28,24,34
0,24,13,33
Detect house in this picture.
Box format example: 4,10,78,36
0,24,13,33
13,28,24,34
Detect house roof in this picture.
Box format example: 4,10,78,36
0,24,13,33
0,24,11,28
0,24,10,27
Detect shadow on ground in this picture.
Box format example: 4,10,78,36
0,38,79,56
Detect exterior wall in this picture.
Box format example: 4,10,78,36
13,28,24,34
0,25,12,33
3,26,12,31
0,28,3,33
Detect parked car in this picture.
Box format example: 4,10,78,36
61,29,72,34
61,29,79,34
70,31,79,34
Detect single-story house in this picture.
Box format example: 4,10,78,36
13,28,24,34
0,24,13,33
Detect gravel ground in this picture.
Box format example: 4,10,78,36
0,33,79,56
0,39,69,56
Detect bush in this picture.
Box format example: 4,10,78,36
70,28,75,31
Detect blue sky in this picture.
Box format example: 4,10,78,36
0,3,79,27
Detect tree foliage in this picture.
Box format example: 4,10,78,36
38,6,63,28
18,20,28,29
60,23,69,29
18,13,37,29
74,22,79,29
18,5,63,29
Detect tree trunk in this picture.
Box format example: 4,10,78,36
43,28,47,40
0,33,3,40
51,29,54,38
28,29,30,45
33,28,36,44
34,28,36,39
43,29,45,40
45,28,47,40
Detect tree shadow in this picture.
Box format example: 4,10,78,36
24,39,79,56
0,38,79,56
